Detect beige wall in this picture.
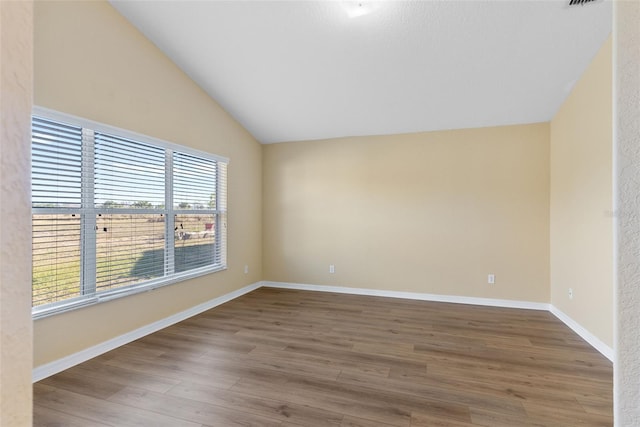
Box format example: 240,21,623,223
0,1,33,424
550,37,613,348
263,124,550,302
33,1,262,366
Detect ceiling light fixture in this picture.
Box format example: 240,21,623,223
341,1,382,19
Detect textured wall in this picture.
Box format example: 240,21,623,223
33,1,262,367
614,1,640,425
550,36,613,348
263,124,550,303
0,1,34,425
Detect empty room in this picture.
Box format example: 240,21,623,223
1,0,639,426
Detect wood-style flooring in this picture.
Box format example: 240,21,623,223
34,288,613,426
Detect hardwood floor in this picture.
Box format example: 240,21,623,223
34,288,613,426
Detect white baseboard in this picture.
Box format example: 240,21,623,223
262,281,550,311
34,280,613,382
549,305,614,361
32,282,261,382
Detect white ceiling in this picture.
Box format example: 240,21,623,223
111,0,612,144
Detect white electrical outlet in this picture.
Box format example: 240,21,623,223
569,288,573,299
329,264,335,274
244,265,249,274
488,274,495,284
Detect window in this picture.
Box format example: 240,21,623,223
31,109,228,317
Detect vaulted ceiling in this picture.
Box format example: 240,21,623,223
111,1,612,144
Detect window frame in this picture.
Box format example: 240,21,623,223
31,107,229,319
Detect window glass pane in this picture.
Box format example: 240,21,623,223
173,152,217,210
96,214,165,291
31,117,82,208
95,133,165,209
32,214,82,306
174,214,216,272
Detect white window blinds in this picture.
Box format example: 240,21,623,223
94,133,166,209
31,109,228,317
32,117,83,307
32,117,82,208
173,152,217,210
172,153,226,271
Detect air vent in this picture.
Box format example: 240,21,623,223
569,0,598,5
